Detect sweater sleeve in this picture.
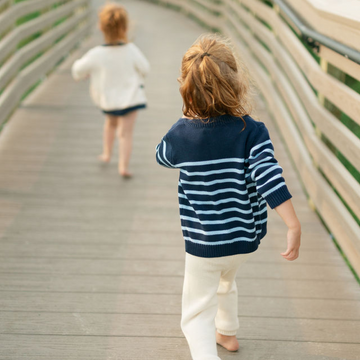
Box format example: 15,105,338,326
71,48,96,81
156,135,176,169
247,123,292,209
130,43,150,77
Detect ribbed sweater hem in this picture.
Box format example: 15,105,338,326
184,228,266,258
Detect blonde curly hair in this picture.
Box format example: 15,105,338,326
179,34,253,122
99,3,128,43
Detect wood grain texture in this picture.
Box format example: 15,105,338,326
1,335,360,360
319,46,360,82
0,0,359,359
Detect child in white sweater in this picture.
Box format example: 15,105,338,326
72,3,150,177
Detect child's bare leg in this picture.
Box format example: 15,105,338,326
99,115,118,162
117,111,137,177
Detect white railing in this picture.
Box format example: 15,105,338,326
0,0,92,126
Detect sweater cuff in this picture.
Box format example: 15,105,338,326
265,185,292,209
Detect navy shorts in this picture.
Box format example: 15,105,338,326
102,104,146,117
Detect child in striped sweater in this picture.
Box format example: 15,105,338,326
156,34,301,360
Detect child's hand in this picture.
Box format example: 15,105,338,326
281,227,301,261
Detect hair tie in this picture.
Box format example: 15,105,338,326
201,52,210,59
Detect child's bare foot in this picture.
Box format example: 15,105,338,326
98,154,111,163
216,331,239,352
119,170,132,178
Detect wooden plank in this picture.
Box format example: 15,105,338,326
1,291,359,320
1,311,360,343
0,244,344,265
0,0,61,35
0,6,91,91
0,8,92,125
319,46,360,81
0,229,334,250
1,335,360,360
305,0,360,25
285,0,360,51
0,0,90,69
0,258,353,281
1,273,359,300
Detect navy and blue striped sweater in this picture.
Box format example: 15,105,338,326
156,114,292,258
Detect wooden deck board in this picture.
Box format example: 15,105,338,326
1,273,359,300
0,0,359,359
1,292,360,320
1,335,359,360
1,312,360,344
0,245,344,264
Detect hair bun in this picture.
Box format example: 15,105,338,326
113,11,121,21
99,3,128,42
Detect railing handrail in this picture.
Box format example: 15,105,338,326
271,0,360,64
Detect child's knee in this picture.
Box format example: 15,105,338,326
106,116,118,128
110,120,118,129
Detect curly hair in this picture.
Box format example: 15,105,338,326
178,34,253,122
99,3,128,43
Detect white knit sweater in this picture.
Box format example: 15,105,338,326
72,43,150,111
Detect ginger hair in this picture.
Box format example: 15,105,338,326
99,3,128,43
179,34,252,122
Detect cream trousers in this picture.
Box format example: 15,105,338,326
181,252,252,360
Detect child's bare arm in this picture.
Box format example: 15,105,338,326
274,199,301,261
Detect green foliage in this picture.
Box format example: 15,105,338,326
331,234,360,284
190,0,221,17
260,0,273,7
17,31,42,49
255,15,272,31
16,11,41,26
53,15,69,27
20,51,44,71
21,79,41,101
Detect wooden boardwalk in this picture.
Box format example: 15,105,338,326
0,1,359,359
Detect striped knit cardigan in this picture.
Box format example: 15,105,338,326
156,115,292,258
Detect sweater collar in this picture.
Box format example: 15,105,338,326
102,42,126,47
181,114,246,128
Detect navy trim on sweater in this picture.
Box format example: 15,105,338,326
102,104,146,116
102,42,126,46
156,115,292,258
